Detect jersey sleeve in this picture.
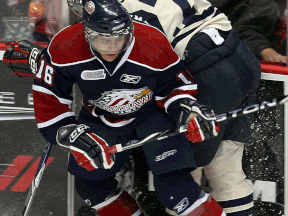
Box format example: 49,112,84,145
154,60,197,114
122,0,232,58
32,51,77,144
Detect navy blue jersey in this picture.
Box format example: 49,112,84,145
32,21,197,143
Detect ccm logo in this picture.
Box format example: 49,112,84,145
69,124,90,142
155,150,177,161
29,48,40,75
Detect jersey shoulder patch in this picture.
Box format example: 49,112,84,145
48,23,94,65
129,21,179,70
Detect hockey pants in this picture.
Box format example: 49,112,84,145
191,140,254,215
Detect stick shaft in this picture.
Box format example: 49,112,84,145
216,95,288,122
108,95,288,154
22,142,52,216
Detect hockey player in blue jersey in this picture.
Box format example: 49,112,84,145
3,0,261,215
63,1,260,215
111,1,261,216
4,0,227,215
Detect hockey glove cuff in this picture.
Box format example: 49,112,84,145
176,100,220,143
56,124,115,171
3,40,46,76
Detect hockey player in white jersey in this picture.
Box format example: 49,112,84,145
115,1,261,215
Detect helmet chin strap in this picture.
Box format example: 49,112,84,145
92,46,125,67
91,46,100,57
88,39,127,59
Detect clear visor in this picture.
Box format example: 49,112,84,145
88,34,132,54
85,26,134,54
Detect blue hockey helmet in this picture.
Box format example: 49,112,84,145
81,0,134,54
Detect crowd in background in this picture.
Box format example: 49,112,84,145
0,0,78,43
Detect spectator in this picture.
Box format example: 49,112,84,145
0,0,31,41
273,1,287,58
0,1,6,40
28,0,47,41
28,0,71,42
209,0,286,63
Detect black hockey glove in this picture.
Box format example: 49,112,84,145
56,124,115,171
3,40,46,76
176,100,219,143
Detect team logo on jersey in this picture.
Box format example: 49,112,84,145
173,197,189,214
88,87,153,115
120,74,141,84
85,1,95,15
81,69,106,80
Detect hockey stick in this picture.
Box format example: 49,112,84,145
22,142,53,216
107,94,288,155
20,94,288,215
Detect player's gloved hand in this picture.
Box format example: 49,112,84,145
3,40,46,76
56,124,115,171
176,100,220,143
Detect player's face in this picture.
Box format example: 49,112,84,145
91,36,126,61
91,36,126,62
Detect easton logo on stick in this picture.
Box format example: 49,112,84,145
216,98,278,122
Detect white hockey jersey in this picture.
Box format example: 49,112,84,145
121,0,232,59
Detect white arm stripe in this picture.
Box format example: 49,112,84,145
99,115,136,127
92,190,124,210
32,85,73,105
155,84,197,101
127,57,180,71
180,193,209,215
37,112,75,128
164,95,196,113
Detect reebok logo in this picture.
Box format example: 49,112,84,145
155,150,177,161
84,199,92,206
120,74,141,84
173,197,189,214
